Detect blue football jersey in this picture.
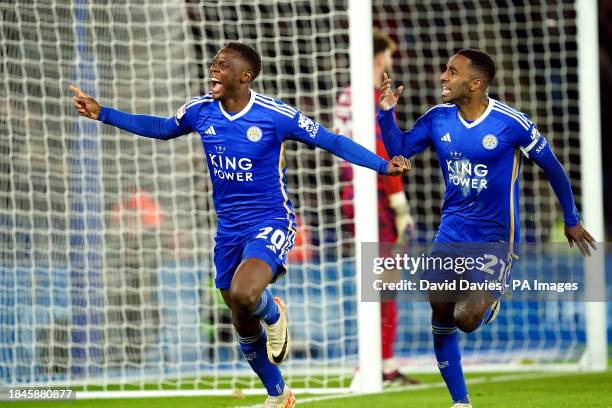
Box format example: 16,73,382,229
379,98,553,245
170,91,387,233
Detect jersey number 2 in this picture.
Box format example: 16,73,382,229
256,227,286,250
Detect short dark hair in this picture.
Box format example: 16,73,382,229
224,42,262,80
456,48,496,84
373,30,395,57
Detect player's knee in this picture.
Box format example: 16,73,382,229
228,285,260,312
453,309,481,333
430,302,454,323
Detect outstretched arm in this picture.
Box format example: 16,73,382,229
282,108,409,175
313,127,410,175
528,139,596,256
287,123,409,175
70,85,190,140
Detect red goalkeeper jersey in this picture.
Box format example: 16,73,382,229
334,86,404,243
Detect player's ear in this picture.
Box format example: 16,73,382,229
241,70,254,84
471,78,483,92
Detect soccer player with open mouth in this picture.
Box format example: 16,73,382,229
70,41,410,408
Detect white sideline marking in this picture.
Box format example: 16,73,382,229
234,372,573,408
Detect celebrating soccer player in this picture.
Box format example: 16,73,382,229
377,49,596,407
70,42,410,408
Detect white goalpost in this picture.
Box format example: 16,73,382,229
349,0,383,394
576,0,607,372
0,0,606,400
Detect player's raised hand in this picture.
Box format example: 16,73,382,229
69,85,101,120
379,72,404,111
564,224,597,257
386,155,411,176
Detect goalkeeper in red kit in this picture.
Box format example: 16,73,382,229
334,30,420,386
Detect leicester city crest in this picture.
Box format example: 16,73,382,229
482,134,498,150
246,126,263,142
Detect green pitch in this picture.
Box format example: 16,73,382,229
11,370,612,408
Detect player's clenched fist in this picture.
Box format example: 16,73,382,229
386,155,411,176
69,85,101,120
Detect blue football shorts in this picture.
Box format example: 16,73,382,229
214,219,296,290
421,241,516,300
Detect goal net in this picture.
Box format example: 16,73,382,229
1,0,355,393
372,0,594,371
0,0,601,397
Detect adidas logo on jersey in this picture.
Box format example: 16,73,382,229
441,133,451,142
205,125,216,135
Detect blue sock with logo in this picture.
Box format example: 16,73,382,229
239,325,285,396
432,320,469,404
251,288,280,325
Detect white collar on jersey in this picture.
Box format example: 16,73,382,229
457,97,494,129
218,89,256,121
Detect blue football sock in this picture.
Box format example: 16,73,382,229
239,326,285,396
251,288,280,325
432,320,469,404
